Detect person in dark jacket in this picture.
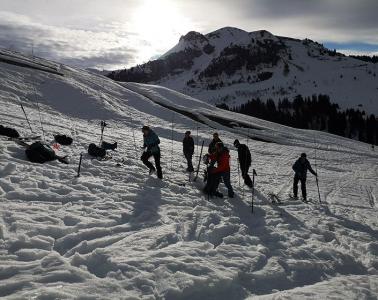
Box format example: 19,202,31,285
207,142,234,198
183,131,194,172
208,132,222,154
234,139,252,188
141,126,162,179
292,153,317,201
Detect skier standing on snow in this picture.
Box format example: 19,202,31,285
141,126,163,179
183,131,194,172
207,142,234,198
292,153,317,201
233,139,253,188
208,132,222,154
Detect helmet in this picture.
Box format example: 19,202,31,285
301,153,307,158
233,139,240,147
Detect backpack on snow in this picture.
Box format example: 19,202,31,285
0,125,20,138
54,134,73,145
25,142,58,163
88,143,106,158
101,141,117,151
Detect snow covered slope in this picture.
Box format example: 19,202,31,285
1,49,378,299
109,27,378,115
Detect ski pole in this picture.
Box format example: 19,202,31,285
314,136,322,204
170,113,174,172
33,87,45,141
132,126,138,160
237,159,241,187
196,126,199,156
194,140,205,182
20,104,33,133
243,128,250,197
316,176,321,203
35,100,45,141
100,121,106,146
251,169,257,213
76,153,83,177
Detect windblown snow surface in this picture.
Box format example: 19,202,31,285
0,51,377,299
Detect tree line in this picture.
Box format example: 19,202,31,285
218,94,377,145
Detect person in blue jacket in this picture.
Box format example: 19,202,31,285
141,126,163,179
292,153,317,201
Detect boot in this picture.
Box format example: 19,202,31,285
214,191,223,198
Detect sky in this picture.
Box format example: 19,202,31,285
0,0,378,70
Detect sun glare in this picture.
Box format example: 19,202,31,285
131,0,194,62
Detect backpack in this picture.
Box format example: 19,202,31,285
25,142,57,163
0,125,20,138
54,134,73,145
88,143,106,158
101,141,117,151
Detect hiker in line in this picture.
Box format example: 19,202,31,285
207,142,234,198
208,132,222,154
234,139,252,188
141,126,163,179
183,131,194,172
292,153,317,201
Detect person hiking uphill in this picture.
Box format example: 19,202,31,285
208,132,222,154
183,131,194,172
207,142,234,198
234,139,253,188
292,153,317,201
141,126,163,179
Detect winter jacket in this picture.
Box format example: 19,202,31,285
183,136,194,156
292,158,316,179
209,148,231,174
143,130,160,154
208,138,222,154
237,144,251,167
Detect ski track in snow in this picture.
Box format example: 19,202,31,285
0,55,377,299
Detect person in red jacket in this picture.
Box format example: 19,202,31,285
208,142,234,198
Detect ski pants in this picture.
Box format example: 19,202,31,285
216,171,234,197
141,151,162,179
293,174,306,199
241,163,253,188
204,167,221,196
184,153,194,171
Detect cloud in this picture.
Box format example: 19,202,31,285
176,0,378,44
1,1,378,70
0,11,139,69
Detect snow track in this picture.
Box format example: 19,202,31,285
0,54,377,299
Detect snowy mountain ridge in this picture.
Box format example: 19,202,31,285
0,48,377,299
109,27,378,115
